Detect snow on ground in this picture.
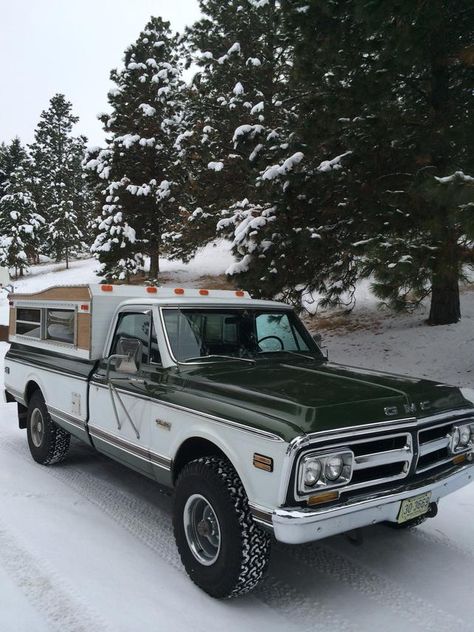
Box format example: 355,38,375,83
319,289,474,390
2,249,474,630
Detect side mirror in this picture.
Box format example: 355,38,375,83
106,338,143,380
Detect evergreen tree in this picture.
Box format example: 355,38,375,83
0,138,27,198
30,94,91,268
338,0,474,324
0,164,44,277
178,0,298,262
189,1,355,307
86,17,186,281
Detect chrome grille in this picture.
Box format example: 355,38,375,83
416,416,474,474
295,432,413,500
349,432,413,492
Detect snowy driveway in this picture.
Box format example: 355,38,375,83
1,399,474,632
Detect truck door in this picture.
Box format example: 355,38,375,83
88,308,154,477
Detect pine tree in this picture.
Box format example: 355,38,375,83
185,1,357,308
179,0,304,270
341,0,474,324
29,94,91,268
0,164,44,277
85,17,186,281
0,138,27,198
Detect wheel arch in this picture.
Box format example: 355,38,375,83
172,435,251,498
172,437,228,484
24,380,42,406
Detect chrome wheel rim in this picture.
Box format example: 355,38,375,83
31,409,45,448
183,494,221,566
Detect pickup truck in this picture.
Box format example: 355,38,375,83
4,283,474,598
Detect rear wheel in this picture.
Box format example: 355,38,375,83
26,390,71,465
173,456,270,598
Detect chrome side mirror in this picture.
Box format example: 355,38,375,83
106,338,143,380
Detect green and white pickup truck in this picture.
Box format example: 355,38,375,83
4,284,474,597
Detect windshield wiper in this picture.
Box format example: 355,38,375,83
257,350,317,361
181,354,256,365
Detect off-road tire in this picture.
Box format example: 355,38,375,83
26,390,71,465
173,456,271,598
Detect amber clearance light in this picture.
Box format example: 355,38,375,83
253,453,273,472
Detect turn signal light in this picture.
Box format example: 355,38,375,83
307,490,340,506
101,285,113,292
174,288,185,295
453,453,467,465
146,287,158,294
199,289,209,296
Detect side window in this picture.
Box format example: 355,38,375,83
111,312,151,365
46,309,75,344
16,308,42,338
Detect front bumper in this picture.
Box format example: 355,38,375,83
272,463,474,544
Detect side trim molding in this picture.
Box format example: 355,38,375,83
88,424,172,471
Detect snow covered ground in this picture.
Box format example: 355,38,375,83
1,247,474,631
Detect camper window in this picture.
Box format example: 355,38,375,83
46,309,75,344
16,308,42,338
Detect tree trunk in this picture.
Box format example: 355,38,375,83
65,246,69,270
428,269,460,325
428,224,460,325
149,245,160,280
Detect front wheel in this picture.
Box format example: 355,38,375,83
173,456,270,598
26,390,71,465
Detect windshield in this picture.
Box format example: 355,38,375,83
162,308,322,363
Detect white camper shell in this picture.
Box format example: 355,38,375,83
8,284,253,360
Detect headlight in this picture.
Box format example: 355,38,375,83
459,426,471,446
304,460,322,487
450,423,473,454
325,456,344,481
298,450,353,495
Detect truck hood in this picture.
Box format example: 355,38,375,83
176,359,473,442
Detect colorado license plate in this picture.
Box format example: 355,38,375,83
397,492,431,524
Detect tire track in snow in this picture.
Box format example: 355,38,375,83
0,520,110,632
2,436,355,632
281,541,470,632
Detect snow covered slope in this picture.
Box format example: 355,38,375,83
1,251,474,631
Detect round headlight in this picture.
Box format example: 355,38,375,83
452,427,461,450
325,456,344,481
304,460,322,487
459,426,471,446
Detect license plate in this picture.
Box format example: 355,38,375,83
397,492,432,524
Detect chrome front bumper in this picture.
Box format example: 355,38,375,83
272,463,474,544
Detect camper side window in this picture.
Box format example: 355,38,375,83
45,309,75,344
16,308,42,338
